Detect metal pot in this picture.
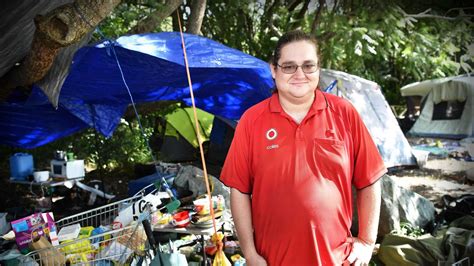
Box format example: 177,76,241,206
54,150,66,160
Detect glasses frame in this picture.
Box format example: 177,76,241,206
276,63,319,74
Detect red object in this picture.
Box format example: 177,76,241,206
221,91,387,265
205,245,218,256
172,211,190,228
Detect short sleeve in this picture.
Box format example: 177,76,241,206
349,105,387,189
220,113,253,194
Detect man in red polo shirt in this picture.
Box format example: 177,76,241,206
220,30,386,265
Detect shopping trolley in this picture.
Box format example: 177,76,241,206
20,183,161,265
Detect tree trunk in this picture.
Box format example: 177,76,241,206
311,0,326,35
130,0,183,34
186,0,207,35
0,0,121,98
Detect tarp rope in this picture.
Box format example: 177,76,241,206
73,5,160,168
76,6,226,263
177,11,230,266
176,11,218,235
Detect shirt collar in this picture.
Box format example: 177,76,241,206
269,89,328,113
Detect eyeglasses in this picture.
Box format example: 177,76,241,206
277,63,319,74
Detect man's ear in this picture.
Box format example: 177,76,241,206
270,63,276,79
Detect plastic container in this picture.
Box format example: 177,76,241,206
172,211,190,228
33,171,50,182
10,153,34,180
127,172,174,196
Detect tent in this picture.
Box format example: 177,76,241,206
320,69,416,168
0,32,273,149
155,106,214,162
207,116,237,166
152,106,236,165
400,74,474,139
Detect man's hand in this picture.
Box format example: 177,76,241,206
346,237,375,266
245,252,268,266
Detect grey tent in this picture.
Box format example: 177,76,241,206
400,74,474,139
320,69,416,168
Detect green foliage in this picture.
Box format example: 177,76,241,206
94,1,173,40
304,4,473,104
204,2,472,105
394,221,425,237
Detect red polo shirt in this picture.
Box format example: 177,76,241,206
221,90,386,265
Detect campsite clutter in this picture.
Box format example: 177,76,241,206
0,20,472,264
0,172,245,265
7,150,115,212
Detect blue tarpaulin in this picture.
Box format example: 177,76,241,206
0,32,274,148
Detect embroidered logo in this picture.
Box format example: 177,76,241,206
266,128,278,140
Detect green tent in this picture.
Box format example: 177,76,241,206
165,107,214,148
155,107,214,162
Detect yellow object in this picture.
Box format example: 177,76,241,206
60,239,93,254
60,226,96,254
230,254,243,262
79,226,94,237
211,232,231,266
66,251,95,266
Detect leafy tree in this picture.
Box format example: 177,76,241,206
205,1,472,105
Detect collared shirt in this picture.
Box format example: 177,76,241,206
221,90,387,265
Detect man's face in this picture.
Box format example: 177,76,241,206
270,40,320,103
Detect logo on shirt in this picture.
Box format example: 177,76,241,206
266,128,278,140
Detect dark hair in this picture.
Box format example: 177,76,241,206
271,30,321,67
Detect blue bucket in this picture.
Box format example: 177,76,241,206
10,153,34,180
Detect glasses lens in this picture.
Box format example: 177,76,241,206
302,64,317,73
281,65,297,74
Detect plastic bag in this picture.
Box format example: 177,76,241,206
29,236,66,266
212,232,231,266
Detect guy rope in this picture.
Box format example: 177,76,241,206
176,10,231,266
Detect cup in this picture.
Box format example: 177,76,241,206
193,198,210,216
172,211,190,228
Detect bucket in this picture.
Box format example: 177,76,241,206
9,153,34,180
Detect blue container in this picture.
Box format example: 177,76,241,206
10,153,34,180
128,172,174,196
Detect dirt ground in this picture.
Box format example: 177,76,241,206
390,158,474,207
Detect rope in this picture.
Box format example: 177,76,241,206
176,11,218,235
74,4,162,190
75,2,219,237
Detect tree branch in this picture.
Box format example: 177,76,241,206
287,0,310,30
0,0,120,100
403,8,473,21
129,0,183,34
311,0,326,35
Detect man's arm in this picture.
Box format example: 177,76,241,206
230,188,267,266
347,178,382,265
